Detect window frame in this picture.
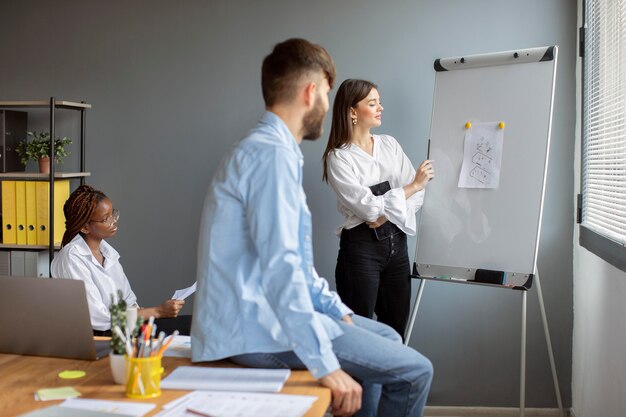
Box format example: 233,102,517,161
579,0,626,273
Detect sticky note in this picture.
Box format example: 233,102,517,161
35,386,81,401
58,370,86,379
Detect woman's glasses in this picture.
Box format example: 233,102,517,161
91,209,120,226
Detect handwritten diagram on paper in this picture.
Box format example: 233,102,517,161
458,121,504,188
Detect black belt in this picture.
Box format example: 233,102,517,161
345,222,403,241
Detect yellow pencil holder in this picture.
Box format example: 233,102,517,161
125,356,164,399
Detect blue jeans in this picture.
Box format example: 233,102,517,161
231,315,433,417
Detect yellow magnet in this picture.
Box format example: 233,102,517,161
465,121,472,129
498,121,505,129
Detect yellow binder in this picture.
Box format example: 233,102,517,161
53,181,70,245
35,181,70,245
35,182,47,245
25,182,37,245
15,181,27,245
1,181,17,244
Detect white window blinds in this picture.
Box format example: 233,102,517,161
583,0,626,245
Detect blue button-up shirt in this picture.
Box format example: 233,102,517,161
191,111,353,378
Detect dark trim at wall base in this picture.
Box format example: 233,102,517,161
580,225,626,273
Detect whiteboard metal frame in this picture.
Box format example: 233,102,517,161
415,45,557,280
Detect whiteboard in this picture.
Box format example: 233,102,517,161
415,46,558,284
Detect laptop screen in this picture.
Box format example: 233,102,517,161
0,276,110,360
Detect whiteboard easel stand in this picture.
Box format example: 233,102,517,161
408,46,564,417
404,272,564,417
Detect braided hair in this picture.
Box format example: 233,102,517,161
61,185,108,247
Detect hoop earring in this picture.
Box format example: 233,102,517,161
352,118,357,125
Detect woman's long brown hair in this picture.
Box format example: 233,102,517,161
322,79,377,182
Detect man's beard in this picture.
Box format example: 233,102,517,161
302,96,326,141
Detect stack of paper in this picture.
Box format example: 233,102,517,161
161,366,290,392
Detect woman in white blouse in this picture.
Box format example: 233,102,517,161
322,79,434,337
51,185,186,335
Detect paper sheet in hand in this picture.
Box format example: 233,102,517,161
155,391,316,417
160,366,290,392
171,282,196,300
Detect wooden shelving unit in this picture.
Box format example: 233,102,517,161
0,100,91,110
0,172,91,179
0,244,61,250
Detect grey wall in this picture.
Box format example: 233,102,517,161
0,0,576,407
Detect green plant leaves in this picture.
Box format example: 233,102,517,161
109,290,128,355
15,131,72,165
109,290,143,355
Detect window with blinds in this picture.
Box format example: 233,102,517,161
581,0,626,268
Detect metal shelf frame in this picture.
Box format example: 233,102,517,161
0,98,91,274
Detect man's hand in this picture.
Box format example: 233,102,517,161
319,369,362,416
341,315,354,325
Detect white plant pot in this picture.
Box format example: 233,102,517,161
109,352,127,385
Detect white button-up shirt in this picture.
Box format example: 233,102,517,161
326,134,425,235
51,234,137,331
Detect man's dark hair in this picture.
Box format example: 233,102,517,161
262,38,336,107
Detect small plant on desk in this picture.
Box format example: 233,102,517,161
109,290,128,354
109,290,142,354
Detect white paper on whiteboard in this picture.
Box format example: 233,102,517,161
458,122,504,188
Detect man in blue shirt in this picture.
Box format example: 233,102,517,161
192,38,433,417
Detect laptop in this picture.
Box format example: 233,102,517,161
0,276,110,360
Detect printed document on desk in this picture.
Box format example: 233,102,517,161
155,391,316,417
160,366,290,392
162,335,191,358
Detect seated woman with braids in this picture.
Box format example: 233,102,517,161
51,185,190,336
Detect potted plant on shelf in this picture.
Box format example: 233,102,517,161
15,131,72,174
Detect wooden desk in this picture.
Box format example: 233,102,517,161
0,353,330,417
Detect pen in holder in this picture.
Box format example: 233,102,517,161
126,355,163,399
123,315,177,398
